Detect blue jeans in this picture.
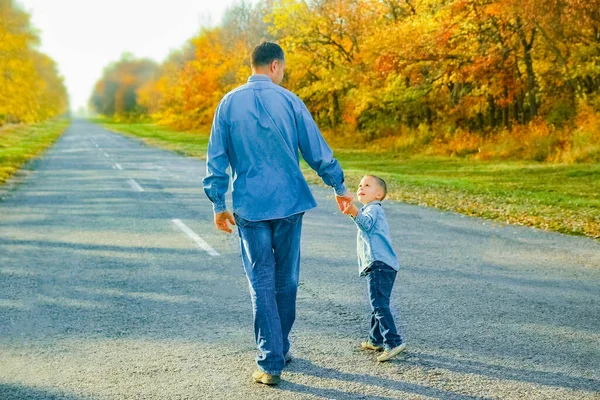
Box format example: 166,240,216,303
365,261,403,350
234,212,303,375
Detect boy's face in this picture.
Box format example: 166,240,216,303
357,176,384,205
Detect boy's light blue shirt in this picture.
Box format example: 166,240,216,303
203,74,347,221
352,200,400,275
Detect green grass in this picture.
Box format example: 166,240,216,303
0,118,70,185
307,149,599,239
95,120,600,239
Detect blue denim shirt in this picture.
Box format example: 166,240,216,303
203,74,347,221
352,201,400,275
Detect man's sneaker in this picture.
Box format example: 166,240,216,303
284,352,292,364
252,370,281,385
360,341,383,351
376,343,407,362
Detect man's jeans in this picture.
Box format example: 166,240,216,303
365,261,403,350
234,212,303,375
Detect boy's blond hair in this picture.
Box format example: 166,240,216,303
366,175,387,200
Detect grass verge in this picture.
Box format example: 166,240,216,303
0,118,70,185
304,150,599,239
94,120,600,239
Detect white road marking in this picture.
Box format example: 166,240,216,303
172,219,220,256
114,163,123,170
127,179,144,192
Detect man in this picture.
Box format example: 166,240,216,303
203,41,351,385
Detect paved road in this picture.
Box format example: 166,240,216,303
1,120,599,399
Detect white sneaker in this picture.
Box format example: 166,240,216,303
376,343,406,362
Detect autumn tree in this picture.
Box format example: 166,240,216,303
268,0,372,130
0,0,68,125
101,0,600,155
90,53,158,118
137,1,269,129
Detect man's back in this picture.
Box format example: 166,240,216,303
204,74,345,221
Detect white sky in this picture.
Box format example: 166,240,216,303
18,0,241,111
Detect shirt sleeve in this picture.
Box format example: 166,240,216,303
352,205,378,232
202,102,230,214
295,100,347,196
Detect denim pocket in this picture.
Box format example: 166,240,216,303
283,212,304,224
233,213,248,228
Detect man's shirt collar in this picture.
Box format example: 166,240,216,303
248,74,272,83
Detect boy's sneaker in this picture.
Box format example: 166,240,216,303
376,343,406,362
360,341,383,351
252,370,281,385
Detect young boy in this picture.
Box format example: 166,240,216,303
343,175,406,362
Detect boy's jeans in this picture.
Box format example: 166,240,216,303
365,261,403,350
234,212,303,375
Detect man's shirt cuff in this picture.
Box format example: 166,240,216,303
212,200,227,214
333,183,348,197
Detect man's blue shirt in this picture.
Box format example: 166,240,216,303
352,201,400,275
203,74,347,221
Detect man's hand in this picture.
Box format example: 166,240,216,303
335,193,353,213
214,211,235,234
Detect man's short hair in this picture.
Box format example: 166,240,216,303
251,41,285,68
368,175,388,200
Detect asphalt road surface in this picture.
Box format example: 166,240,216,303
1,120,599,399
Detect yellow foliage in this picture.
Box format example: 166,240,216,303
0,0,68,125
107,0,600,162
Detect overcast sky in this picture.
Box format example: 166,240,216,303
18,0,240,111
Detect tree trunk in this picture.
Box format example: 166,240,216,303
328,90,340,130
477,112,484,131
523,47,537,119
517,17,538,119
488,95,496,127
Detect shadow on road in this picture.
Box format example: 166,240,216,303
278,357,481,400
0,384,85,400
411,351,600,393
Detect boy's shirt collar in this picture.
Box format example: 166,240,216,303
361,200,382,209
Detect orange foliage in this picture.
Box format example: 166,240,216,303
95,0,600,161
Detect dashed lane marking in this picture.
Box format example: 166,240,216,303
127,179,144,192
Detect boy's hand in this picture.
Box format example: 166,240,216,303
343,202,359,217
214,211,235,233
335,193,353,212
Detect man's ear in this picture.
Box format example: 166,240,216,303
270,60,278,73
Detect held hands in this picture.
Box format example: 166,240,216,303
336,193,359,217
335,193,353,213
214,211,235,234
342,201,359,217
